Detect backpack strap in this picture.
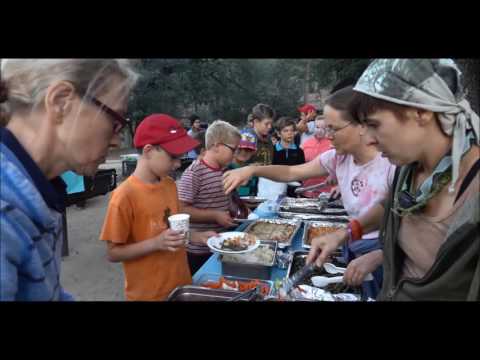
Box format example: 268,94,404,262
455,158,480,204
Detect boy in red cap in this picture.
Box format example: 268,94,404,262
99,114,217,301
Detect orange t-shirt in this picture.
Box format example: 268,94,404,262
100,175,192,301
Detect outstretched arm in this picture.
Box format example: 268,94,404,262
223,159,328,195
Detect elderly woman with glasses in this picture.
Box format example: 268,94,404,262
223,86,396,299
0,59,139,301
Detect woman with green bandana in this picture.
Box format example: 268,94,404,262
306,59,479,301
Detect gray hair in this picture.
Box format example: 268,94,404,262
0,59,139,122
205,120,241,149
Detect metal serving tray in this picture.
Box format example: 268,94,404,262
278,211,350,223
302,221,347,249
243,218,302,249
194,273,274,296
166,285,253,301
286,251,361,298
220,240,277,280
279,197,345,215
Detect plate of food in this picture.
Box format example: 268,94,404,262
207,232,260,254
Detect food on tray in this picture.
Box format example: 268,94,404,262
221,233,257,251
246,221,296,243
201,277,270,296
289,254,360,295
306,226,342,245
222,244,275,266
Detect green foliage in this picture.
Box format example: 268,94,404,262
126,58,373,133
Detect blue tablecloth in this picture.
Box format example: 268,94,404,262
192,217,306,284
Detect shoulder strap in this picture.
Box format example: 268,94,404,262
455,158,480,204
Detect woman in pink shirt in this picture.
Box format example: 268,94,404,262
300,115,334,197
224,86,396,298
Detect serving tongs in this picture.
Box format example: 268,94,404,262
316,190,342,213
294,181,329,195
278,262,320,298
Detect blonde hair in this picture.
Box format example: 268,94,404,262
205,120,241,149
0,59,139,122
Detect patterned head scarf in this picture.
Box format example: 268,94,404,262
354,59,479,194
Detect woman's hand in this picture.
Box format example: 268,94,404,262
306,228,349,267
223,166,254,195
343,250,383,286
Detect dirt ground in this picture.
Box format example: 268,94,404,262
60,153,130,301
60,194,125,301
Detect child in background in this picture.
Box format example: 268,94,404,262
273,116,306,197
100,114,216,301
192,130,207,160
273,117,306,166
249,103,276,165
271,132,279,147
228,130,258,197
177,120,241,274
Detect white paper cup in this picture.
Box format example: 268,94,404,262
168,214,190,244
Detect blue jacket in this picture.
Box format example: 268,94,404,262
1,128,73,301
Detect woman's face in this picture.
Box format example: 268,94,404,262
362,108,425,166
254,118,273,137
323,105,362,155
63,76,128,176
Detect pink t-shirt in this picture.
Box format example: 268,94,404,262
301,137,334,197
319,149,396,239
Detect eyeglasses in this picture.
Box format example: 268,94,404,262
325,122,352,137
221,143,238,153
82,93,130,134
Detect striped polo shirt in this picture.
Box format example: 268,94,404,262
177,159,231,254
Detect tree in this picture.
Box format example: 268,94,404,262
123,58,374,147
457,59,480,114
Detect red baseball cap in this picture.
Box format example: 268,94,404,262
133,114,200,156
298,104,317,114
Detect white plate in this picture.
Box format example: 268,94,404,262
207,232,260,254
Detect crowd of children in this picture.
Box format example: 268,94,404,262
99,101,334,300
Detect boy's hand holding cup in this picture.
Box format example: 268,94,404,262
168,214,191,245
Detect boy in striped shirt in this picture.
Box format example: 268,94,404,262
177,120,241,274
